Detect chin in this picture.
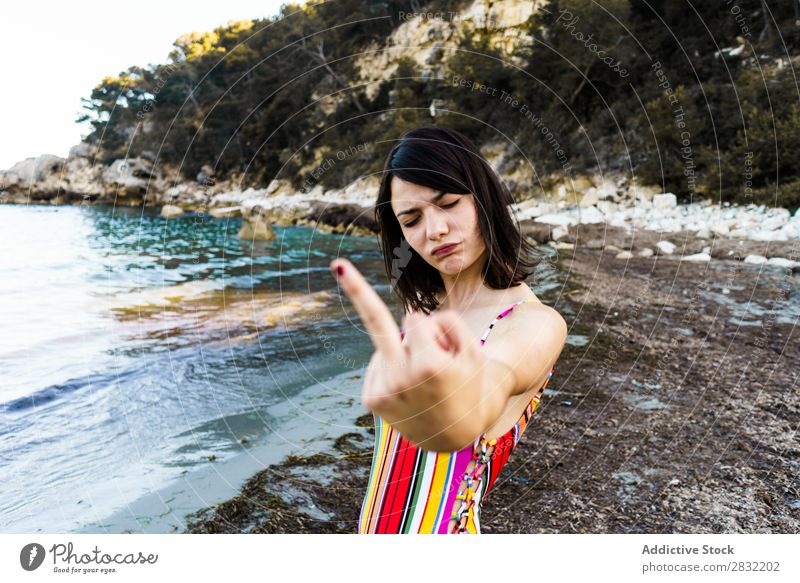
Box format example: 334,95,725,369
432,255,470,274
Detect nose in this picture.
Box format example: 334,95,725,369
425,210,449,241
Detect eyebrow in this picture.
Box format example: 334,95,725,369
396,190,447,217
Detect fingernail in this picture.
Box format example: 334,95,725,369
331,263,344,278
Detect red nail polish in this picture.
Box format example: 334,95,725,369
336,264,344,276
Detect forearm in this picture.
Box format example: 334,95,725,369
374,357,515,452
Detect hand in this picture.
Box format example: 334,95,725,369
329,258,493,450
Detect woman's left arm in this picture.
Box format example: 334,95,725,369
487,305,568,398
472,306,568,437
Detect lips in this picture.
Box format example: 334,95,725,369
432,243,459,257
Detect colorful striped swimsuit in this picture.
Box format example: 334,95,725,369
357,297,554,534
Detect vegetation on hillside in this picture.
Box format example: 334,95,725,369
77,0,800,209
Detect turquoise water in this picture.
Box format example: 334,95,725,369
0,203,563,533
0,204,390,533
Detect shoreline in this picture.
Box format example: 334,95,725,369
3,153,799,250
75,368,371,534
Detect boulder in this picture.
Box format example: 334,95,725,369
766,257,798,269
304,201,378,232
160,205,185,218
535,212,578,227
209,206,242,219
238,216,276,241
578,205,605,224
4,154,64,183
653,193,677,209
656,240,676,255
743,254,767,264
68,142,99,159
103,158,162,197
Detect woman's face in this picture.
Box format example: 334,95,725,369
390,176,486,275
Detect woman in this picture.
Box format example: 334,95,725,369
329,126,567,534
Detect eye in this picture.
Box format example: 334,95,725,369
402,199,459,228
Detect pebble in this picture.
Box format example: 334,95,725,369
656,241,676,255
682,252,711,262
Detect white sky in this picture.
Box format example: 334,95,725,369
0,0,295,170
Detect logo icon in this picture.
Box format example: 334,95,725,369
20,543,46,571
390,238,412,288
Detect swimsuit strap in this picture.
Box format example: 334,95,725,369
479,297,541,345
398,297,542,342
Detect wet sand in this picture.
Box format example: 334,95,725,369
185,225,800,533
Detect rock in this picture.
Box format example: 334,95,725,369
595,200,618,216
743,254,767,264
695,227,712,239
196,164,215,184
210,187,269,207
681,252,711,262
751,229,789,241
521,222,552,244
535,212,578,227
515,201,556,220
238,217,276,241
264,179,290,196
160,205,185,218
584,239,605,250
551,226,569,241
67,142,99,159
551,241,574,250
615,250,633,259
103,158,162,196
710,223,730,236
209,206,242,219
304,201,378,232
765,257,797,268
653,193,677,209
103,158,161,183
579,190,599,208
760,209,790,231
4,154,64,183
656,240,676,255
335,175,381,206
638,248,654,257
578,205,605,224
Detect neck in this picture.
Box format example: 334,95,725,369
436,249,491,312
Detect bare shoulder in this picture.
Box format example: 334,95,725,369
514,297,567,328
486,301,567,396
496,300,568,355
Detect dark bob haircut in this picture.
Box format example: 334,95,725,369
374,126,540,315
